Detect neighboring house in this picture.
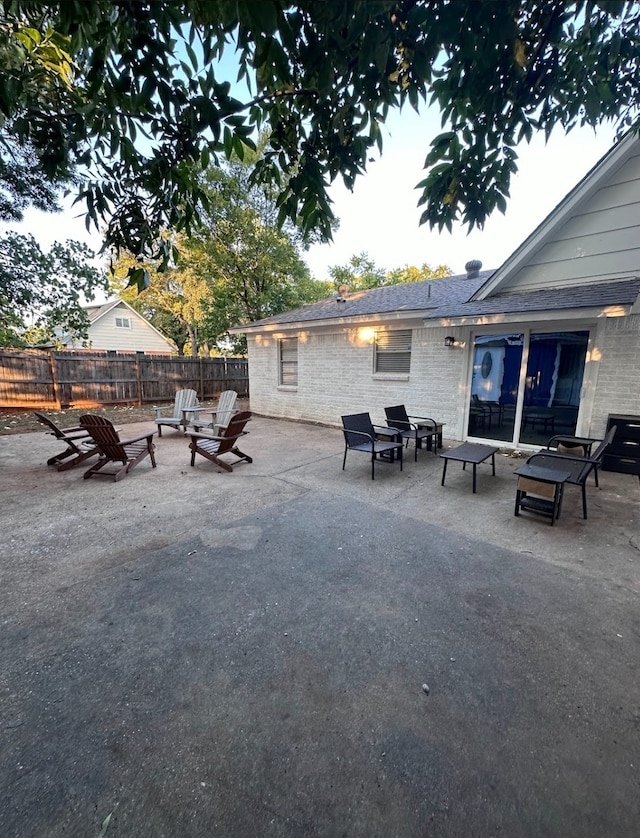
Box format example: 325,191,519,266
230,130,640,452
60,300,175,354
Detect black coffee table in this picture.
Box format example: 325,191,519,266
440,442,499,493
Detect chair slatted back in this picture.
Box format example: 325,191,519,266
79,415,128,462
173,389,198,417
213,390,238,434
34,411,87,440
215,411,251,452
34,412,65,437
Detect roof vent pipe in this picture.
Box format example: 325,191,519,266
465,259,482,279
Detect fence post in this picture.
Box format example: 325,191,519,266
48,351,63,409
199,356,204,399
135,354,143,405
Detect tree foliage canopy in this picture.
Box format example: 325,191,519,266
111,155,330,355
330,252,451,292
0,233,106,345
1,1,639,276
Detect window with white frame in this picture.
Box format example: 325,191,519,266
374,329,412,374
115,316,131,329
279,337,298,385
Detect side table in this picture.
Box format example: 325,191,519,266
514,464,571,526
373,425,403,462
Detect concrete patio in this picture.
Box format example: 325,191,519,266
1,416,639,836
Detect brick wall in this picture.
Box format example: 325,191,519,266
590,314,640,433
247,325,469,439
247,314,640,442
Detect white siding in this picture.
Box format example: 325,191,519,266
82,304,174,353
499,150,640,292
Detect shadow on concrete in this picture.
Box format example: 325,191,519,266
1,417,639,836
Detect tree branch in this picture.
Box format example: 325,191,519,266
245,87,319,109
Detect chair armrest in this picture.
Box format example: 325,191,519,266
57,430,92,440
372,424,403,439
209,408,239,419
189,430,247,443
189,431,225,441
343,428,375,445
407,415,439,429
119,432,155,445
385,419,412,430
528,451,599,466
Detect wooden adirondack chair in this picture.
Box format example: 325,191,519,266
79,415,156,481
155,389,199,436
188,389,238,435
188,411,252,472
34,411,100,471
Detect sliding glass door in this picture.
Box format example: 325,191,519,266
467,330,589,447
468,334,523,443
519,331,588,446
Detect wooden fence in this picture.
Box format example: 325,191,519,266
0,350,249,408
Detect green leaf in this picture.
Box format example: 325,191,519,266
126,267,151,293
244,2,279,35
185,42,198,72
96,812,112,838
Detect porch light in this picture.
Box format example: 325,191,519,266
444,336,456,347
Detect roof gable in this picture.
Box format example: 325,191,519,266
60,299,175,351
473,130,640,300
85,300,173,346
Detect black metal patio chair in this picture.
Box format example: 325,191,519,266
384,404,442,461
341,413,403,480
525,425,617,519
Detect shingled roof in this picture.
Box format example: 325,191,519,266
232,270,640,331
423,276,640,321
234,270,495,330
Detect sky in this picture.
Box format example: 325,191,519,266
3,106,620,285
303,108,619,279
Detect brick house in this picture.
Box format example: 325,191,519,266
230,132,640,451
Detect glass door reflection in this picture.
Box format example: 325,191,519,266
519,331,588,446
468,334,523,443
